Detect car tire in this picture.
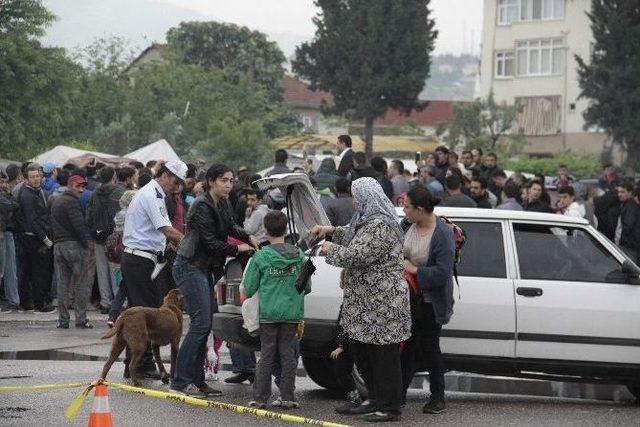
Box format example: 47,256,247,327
626,385,640,403
302,356,369,397
302,356,343,390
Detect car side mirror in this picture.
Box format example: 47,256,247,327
622,260,640,285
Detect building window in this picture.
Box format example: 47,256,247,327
499,0,564,25
516,38,564,76
302,115,313,129
495,52,515,77
498,0,519,25
516,95,562,135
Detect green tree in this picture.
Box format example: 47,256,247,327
446,91,522,153
293,0,437,160
195,120,272,170
576,0,640,171
167,21,286,102
0,0,82,160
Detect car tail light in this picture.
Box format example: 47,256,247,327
215,282,226,306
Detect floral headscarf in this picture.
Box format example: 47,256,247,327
341,177,403,246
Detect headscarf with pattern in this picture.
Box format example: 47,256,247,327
341,177,403,246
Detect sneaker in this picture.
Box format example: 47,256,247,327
18,305,34,312
271,398,299,409
361,411,400,422
248,401,267,409
336,400,376,415
35,304,55,313
0,304,18,313
224,372,254,384
56,322,69,329
205,372,219,381
195,383,222,397
347,389,363,406
107,317,115,328
171,384,207,398
75,321,94,329
422,397,446,414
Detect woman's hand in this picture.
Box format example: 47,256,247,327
249,235,260,250
321,240,333,254
311,225,335,239
330,347,344,360
404,259,418,275
237,243,255,253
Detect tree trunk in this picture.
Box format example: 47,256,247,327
364,116,374,162
625,139,639,176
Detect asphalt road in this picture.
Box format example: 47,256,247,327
1,322,639,426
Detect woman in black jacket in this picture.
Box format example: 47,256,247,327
170,164,256,397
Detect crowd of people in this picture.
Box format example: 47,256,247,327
0,133,638,421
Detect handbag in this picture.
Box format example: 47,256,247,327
295,257,316,294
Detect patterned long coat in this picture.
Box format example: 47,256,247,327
326,219,411,345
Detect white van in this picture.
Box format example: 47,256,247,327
213,173,640,399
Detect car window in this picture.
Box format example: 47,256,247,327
513,223,623,283
456,221,507,278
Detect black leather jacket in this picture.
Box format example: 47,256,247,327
177,193,250,281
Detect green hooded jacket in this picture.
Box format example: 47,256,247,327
243,243,311,322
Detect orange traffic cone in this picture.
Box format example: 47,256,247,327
87,383,114,427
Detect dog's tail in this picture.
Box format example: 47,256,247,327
101,317,123,339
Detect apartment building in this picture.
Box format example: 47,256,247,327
480,0,611,156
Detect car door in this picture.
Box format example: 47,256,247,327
441,219,517,359
511,221,640,364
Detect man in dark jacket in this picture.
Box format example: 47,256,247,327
51,174,93,329
17,163,54,312
469,177,493,209
336,134,354,177
615,182,640,262
325,178,355,227
349,151,378,181
371,156,394,202
0,182,20,312
441,175,477,208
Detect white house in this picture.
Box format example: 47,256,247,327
480,0,613,157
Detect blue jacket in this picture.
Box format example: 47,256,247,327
403,217,455,325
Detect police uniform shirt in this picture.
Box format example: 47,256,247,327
123,179,172,252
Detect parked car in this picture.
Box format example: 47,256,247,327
213,173,640,399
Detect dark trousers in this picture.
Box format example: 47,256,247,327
254,323,298,403
400,302,445,401
121,252,159,371
350,339,403,415
19,235,52,310
332,346,356,391
108,278,127,320
230,347,256,374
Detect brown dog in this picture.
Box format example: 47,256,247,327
100,289,184,386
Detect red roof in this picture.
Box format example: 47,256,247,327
375,101,457,127
281,75,333,109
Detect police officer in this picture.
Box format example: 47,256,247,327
120,160,187,379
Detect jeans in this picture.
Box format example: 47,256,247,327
54,241,89,325
350,339,403,415
109,278,127,320
400,302,445,401
230,347,256,374
171,255,213,390
254,323,298,403
94,242,114,308
2,232,19,306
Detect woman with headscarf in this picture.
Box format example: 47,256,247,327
311,177,410,423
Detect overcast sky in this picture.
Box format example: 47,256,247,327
157,0,483,55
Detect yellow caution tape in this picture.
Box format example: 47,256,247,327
106,381,351,427
64,381,97,421
2,379,351,427
0,382,87,393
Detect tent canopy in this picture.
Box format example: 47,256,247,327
126,139,180,164
31,145,119,166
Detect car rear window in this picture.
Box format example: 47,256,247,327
455,221,507,278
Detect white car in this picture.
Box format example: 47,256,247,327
213,173,640,399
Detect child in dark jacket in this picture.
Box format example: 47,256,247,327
330,304,362,411
244,211,311,409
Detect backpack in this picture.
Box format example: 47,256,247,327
105,230,124,263
441,216,467,298
89,191,115,242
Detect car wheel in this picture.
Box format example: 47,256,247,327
301,356,369,397
626,385,640,403
302,356,343,390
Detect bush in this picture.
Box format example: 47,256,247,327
502,152,601,179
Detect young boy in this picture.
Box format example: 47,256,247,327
244,211,311,409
